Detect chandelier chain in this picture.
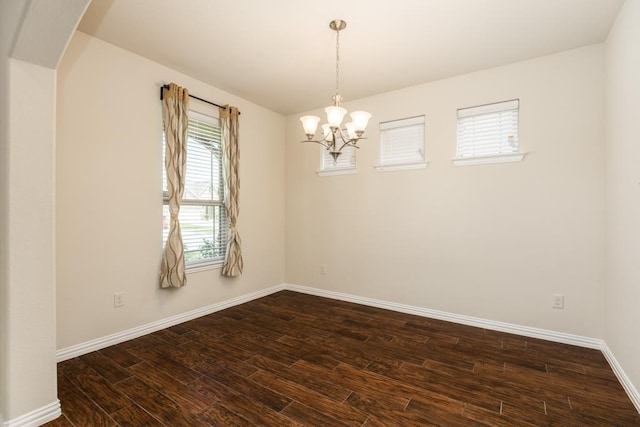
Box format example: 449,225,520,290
335,27,340,99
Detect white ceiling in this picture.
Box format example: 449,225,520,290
78,0,624,115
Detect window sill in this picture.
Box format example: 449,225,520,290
452,152,525,166
374,161,428,172
186,259,224,274
316,168,357,177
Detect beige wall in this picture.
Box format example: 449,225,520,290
0,4,15,419
56,32,286,349
0,3,634,422
605,0,640,393
5,58,58,420
286,44,605,338
1,1,88,422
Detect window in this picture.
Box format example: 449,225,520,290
317,143,357,176
163,111,227,268
375,115,427,171
454,99,524,166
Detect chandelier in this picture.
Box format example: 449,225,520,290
300,19,371,162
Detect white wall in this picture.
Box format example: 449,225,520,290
56,32,286,349
286,45,605,338
605,0,640,395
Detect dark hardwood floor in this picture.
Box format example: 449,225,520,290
46,291,640,426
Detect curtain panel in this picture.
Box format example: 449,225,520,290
220,105,244,277
160,83,189,288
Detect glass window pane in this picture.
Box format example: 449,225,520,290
163,204,227,263
184,139,214,201
161,110,227,266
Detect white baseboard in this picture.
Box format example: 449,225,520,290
283,283,639,414
2,400,60,427
601,342,640,413
284,284,602,348
56,284,286,362
54,282,639,414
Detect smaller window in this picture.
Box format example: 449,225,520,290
317,143,357,176
454,99,524,166
375,115,427,172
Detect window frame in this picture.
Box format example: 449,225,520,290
375,115,428,172
162,110,227,271
453,99,525,166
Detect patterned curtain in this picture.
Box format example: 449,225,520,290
160,83,189,288
220,105,243,277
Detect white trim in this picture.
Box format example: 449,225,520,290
54,282,639,414
601,342,640,413
59,282,603,358
3,400,60,427
316,167,357,177
56,284,286,362
452,152,525,166
283,284,639,412
380,115,425,130
457,99,519,118
186,259,223,274
284,284,601,348
374,161,428,172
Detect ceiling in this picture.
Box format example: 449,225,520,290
78,0,624,115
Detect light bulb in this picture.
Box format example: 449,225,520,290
325,106,347,128
350,111,371,133
345,122,357,139
300,115,320,138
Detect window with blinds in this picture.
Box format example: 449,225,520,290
376,115,426,171
456,99,520,162
318,142,357,176
162,111,227,267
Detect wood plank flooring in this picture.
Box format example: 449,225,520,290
46,291,640,426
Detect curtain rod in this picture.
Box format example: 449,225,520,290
160,84,240,115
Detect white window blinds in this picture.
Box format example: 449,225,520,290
378,116,425,169
320,144,356,172
163,111,227,266
456,99,519,158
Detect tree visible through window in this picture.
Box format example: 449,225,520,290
163,111,228,266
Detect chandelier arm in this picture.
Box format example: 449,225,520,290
333,127,356,152
300,139,330,149
337,139,362,152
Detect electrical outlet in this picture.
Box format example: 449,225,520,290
320,264,327,275
552,294,564,309
114,292,124,308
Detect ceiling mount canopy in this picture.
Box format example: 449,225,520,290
300,19,371,162
329,18,346,32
